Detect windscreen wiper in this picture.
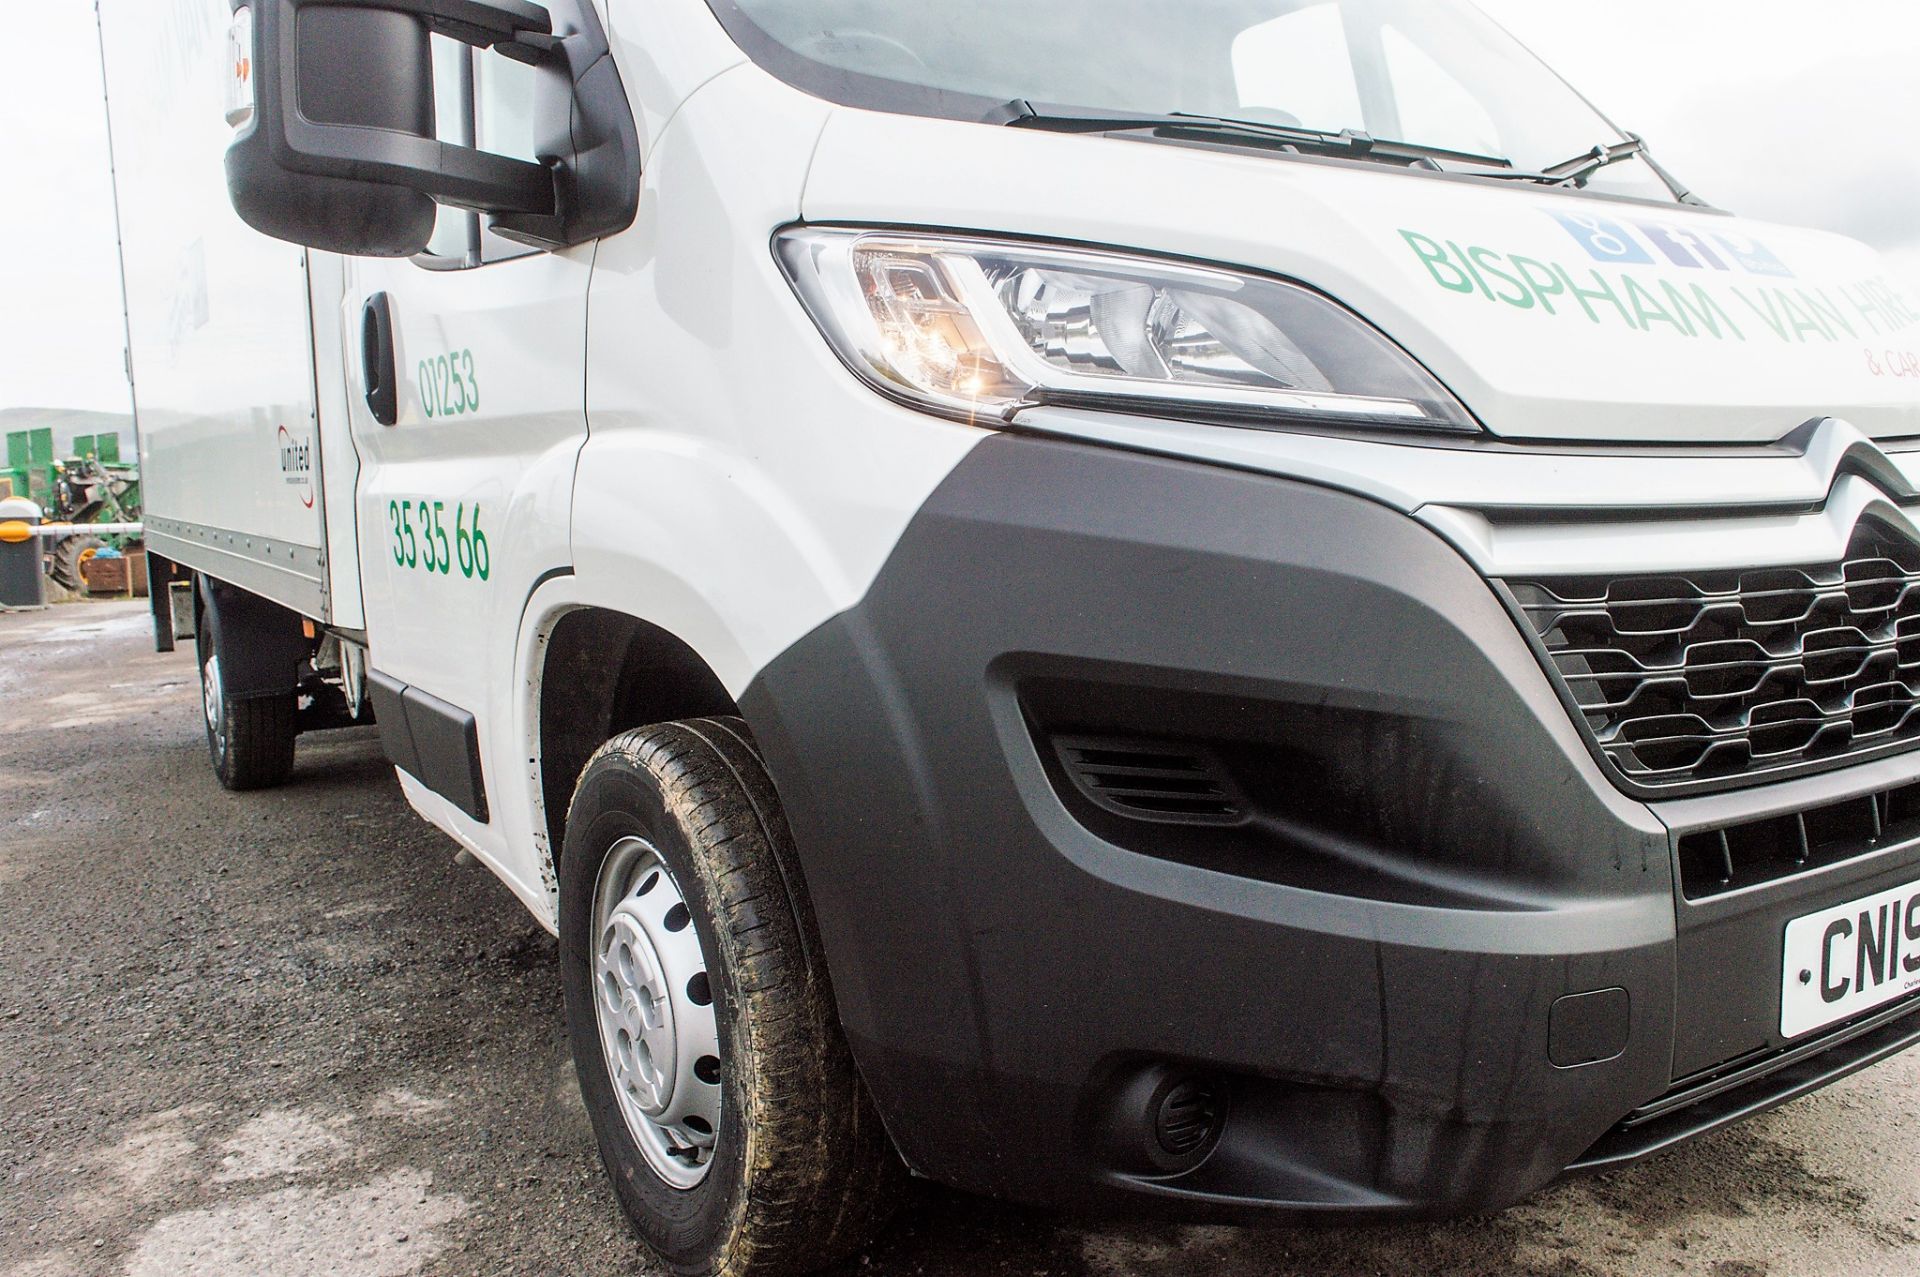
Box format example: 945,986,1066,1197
1470,135,1646,186
1473,133,1707,204
1543,136,1652,184
997,100,1518,172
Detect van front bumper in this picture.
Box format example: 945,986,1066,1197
740,433,1920,1217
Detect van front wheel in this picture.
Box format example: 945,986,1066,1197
560,718,902,1277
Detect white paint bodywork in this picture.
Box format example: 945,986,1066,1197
337,238,598,914
99,0,347,619
803,108,1920,445
577,65,986,695
102,0,1920,931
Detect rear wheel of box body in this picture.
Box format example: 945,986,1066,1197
560,718,903,1277
196,620,297,791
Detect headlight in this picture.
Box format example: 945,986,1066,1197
774,229,1476,433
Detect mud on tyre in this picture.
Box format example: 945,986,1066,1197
560,717,903,1277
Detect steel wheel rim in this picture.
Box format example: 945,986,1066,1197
591,836,722,1190
202,653,226,754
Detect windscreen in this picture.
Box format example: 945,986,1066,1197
704,0,1675,199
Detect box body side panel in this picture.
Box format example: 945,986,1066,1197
100,0,330,618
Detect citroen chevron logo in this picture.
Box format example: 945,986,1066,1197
1793,418,1918,507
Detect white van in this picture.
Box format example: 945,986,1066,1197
98,1,1920,1273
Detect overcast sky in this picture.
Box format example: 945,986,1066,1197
3,1,1918,417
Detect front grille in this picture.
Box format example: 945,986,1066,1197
1676,779,1920,899
1507,521,1920,789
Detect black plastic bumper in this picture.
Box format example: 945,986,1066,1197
739,434,1920,1217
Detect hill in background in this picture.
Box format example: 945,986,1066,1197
0,407,136,459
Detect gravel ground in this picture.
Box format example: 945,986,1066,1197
4,599,1920,1277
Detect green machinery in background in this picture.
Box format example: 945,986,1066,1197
0,427,54,506
1,426,143,591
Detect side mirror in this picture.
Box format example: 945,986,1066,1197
224,0,636,257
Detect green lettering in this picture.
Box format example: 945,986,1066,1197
1624,275,1688,336
1869,279,1920,330
1447,240,1496,300
1661,282,1744,342
1510,257,1564,315
1468,247,1535,309
1401,231,1475,294
1554,265,1638,329
1799,289,1858,339
1734,287,1791,341
1844,281,1891,335
1777,290,1834,341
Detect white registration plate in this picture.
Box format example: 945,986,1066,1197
1782,877,1920,1038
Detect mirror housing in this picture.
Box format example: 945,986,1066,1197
225,0,633,257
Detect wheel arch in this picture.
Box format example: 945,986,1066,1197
527,601,741,904
196,573,312,697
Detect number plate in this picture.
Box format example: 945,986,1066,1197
1781,877,1920,1038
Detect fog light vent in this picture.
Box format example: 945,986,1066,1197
1053,735,1247,826
1100,1064,1230,1175
1154,1075,1225,1158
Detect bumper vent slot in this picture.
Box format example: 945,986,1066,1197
1507,521,1920,789
1677,779,1920,899
1052,735,1247,826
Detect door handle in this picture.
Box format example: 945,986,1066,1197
361,292,399,427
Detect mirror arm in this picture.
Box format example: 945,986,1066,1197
497,30,567,65
364,0,554,50
261,0,560,219
281,116,555,215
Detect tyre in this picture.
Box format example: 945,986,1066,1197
196,619,297,791
48,535,102,592
561,718,902,1277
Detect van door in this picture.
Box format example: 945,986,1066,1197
342,39,591,857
